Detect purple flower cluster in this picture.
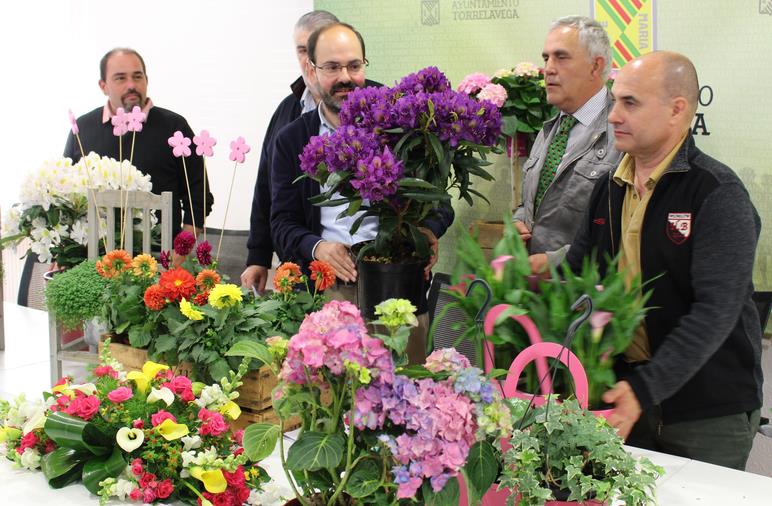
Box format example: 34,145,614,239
394,66,451,95
339,86,397,135
355,375,478,498
279,300,394,386
299,126,381,175
350,146,404,202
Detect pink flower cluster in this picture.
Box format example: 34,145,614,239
201,465,251,506
160,372,195,402
354,374,478,498
198,408,228,437
424,348,471,373
94,365,120,378
457,72,508,107
457,72,491,94
279,300,394,385
151,410,176,427
51,391,101,421
130,459,174,502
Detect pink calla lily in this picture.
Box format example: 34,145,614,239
490,255,514,281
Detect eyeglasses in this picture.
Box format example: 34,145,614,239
311,59,368,76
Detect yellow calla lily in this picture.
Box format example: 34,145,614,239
0,426,22,443
190,466,227,493
219,401,241,420
51,382,75,399
156,418,189,441
127,361,170,393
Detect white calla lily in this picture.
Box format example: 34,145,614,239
181,434,202,451
116,427,145,453
147,387,175,406
70,383,97,396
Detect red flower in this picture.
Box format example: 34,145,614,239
449,273,476,295
310,260,336,291
173,231,196,256
159,267,196,302
142,487,157,504
129,489,142,501
198,408,228,437
93,365,119,378
63,395,100,420
196,241,213,266
144,284,167,311
156,479,174,499
139,472,158,489
44,439,56,454
132,419,145,429
131,458,144,476
193,291,210,306
17,431,39,454
150,410,176,427
196,269,221,291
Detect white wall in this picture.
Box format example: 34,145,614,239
0,0,314,231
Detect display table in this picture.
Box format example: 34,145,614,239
2,302,771,504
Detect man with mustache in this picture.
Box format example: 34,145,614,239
64,48,212,242
270,22,453,363
514,16,621,274
241,10,340,294
567,51,762,470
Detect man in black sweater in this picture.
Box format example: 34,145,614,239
567,51,763,469
241,10,339,293
64,47,213,248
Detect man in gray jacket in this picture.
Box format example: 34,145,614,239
514,16,621,273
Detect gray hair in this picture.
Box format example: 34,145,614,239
295,10,339,33
550,15,611,79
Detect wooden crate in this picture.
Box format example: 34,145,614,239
99,341,298,430
472,220,505,260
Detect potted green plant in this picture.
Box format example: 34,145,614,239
44,259,108,330
299,66,502,317
497,398,662,505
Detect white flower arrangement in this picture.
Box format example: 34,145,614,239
1,152,153,267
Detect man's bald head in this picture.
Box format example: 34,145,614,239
655,51,699,116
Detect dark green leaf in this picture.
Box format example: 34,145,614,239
346,459,382,498
423,475,460,506
242,423,281,461
285,431,345,472
82,447,126,494
44,412,111,456
41,447,87,487
226,340,272,366
153,333,176,353
463,441,499,497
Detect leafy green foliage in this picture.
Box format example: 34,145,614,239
492,71,556,139
499,399,663,506
45,260,108,330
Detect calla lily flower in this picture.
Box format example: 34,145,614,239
490,255,514,281
21,407,47,435
51,381,75,399
590,311,613,343
71,383,97,396
147,387,175,406
190,466,227,493
127,361,170,393
0,426,22,443
156,418,189,441
219,400,241,420
116,427,145,452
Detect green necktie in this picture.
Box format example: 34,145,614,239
534,114,578,210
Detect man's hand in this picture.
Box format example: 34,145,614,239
603,380,642,439
315,241,357,283
241,265,268,293
528,253,549,275
513,220,532,243
418,227,439,280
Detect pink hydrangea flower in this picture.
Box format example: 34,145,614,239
457,72,491,95
477,83,507,108
107,386,133,403
150,410,176,427
425,348,471,373
168,131,192,157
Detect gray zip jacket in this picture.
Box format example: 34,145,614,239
514,91,622,266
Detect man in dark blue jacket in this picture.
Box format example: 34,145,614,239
567,51,763,469
241,10,339,292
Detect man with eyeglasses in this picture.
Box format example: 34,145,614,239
270,22,453,363
241,10,339,293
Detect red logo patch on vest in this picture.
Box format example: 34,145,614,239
666,212,691,244
593,217,606,225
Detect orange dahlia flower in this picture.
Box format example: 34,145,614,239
144,284,167,310
309,260,336,291
158,267,196,302
273,262,303,293
96,249,133,279
196,269,221,291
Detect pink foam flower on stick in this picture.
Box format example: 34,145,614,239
168,131,192,157
68,109,79,135
126,106,147,132
228,136,250,163
111,107,128,136
193,130,217,157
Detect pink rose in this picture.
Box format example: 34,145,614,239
17,431,39,454
139,472,158,489
132,419,145,429
129,489,142,501
131,458,144,476
156,479,174,499
142,487,157,504
232,429,244,446
107,386,133,403
64,395,100,421
150,410,176,427
198,408,228,437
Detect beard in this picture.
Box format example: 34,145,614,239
320,81,357,114
121,89,144,110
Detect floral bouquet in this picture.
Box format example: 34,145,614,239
1,152,153,268
299,66,502,262
0,345,275,505
489,62,556,143
228,300,511,505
